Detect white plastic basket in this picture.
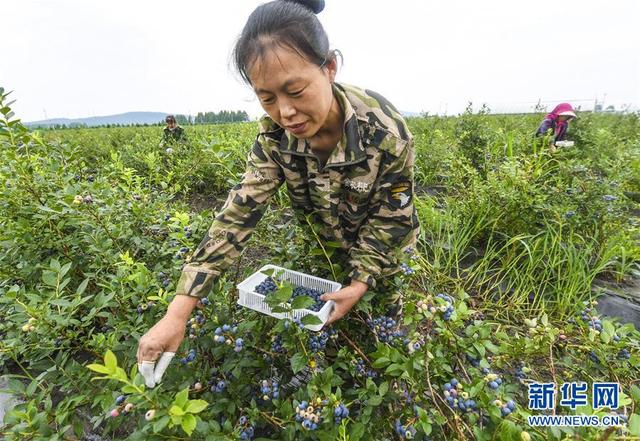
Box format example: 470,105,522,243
236,264,341,332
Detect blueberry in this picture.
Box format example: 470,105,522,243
466,399,476,410
488,381,499,389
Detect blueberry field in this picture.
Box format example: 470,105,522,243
1,89,640,440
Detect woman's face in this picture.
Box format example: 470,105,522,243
249,45,338,139
558,115,572,122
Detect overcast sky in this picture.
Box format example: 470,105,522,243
3,0,639,121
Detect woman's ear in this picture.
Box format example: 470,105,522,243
324,55,338,83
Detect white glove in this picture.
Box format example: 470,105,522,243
138,352,175,388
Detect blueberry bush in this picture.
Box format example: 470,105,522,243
1,88,640,440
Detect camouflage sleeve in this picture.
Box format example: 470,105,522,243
175,134,284,298
177,126,186,142
348,138,419,289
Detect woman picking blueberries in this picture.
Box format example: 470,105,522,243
535,102,577,148
137,0,420,387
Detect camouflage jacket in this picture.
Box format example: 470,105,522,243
163,125,186,143
176,83,419,298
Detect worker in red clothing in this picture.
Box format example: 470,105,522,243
535,103,577,147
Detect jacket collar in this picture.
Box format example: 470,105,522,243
279,83,367,167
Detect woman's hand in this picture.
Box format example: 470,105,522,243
136,295,198,387
320,280,368,325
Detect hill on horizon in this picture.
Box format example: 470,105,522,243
25,111,169,128
25,110,425,128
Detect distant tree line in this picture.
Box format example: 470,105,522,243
30,109,252,130
173,110,250,125
31,122,164,130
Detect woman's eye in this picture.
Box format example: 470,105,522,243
260,96,275,105
290,89,304,97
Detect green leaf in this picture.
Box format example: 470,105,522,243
372,357,391,369
266,285,293,306
60,262,72,278
631,385,640,404
185,399,209,414
384,363,405,377
301,314,322,326
103,351,117,372
472,342,486,357
540,313,548,326
181,414,197,435
86,364,110,374
42,271,58,287
483,340,501,354
114,367,128,382
122,385,139,394
169,405,185,416
50,259,61,271
290,353,308,374
153,416,170,433
291,295,315,310
26,380,38,396
629,414,640,436
603,320,615,336
350,422,365,441
36,205,61,214
75,278,89,296
174,388,189,409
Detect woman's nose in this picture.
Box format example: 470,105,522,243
279,99,296,119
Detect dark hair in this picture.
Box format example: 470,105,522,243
233,0,331,84
165,115,176,123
